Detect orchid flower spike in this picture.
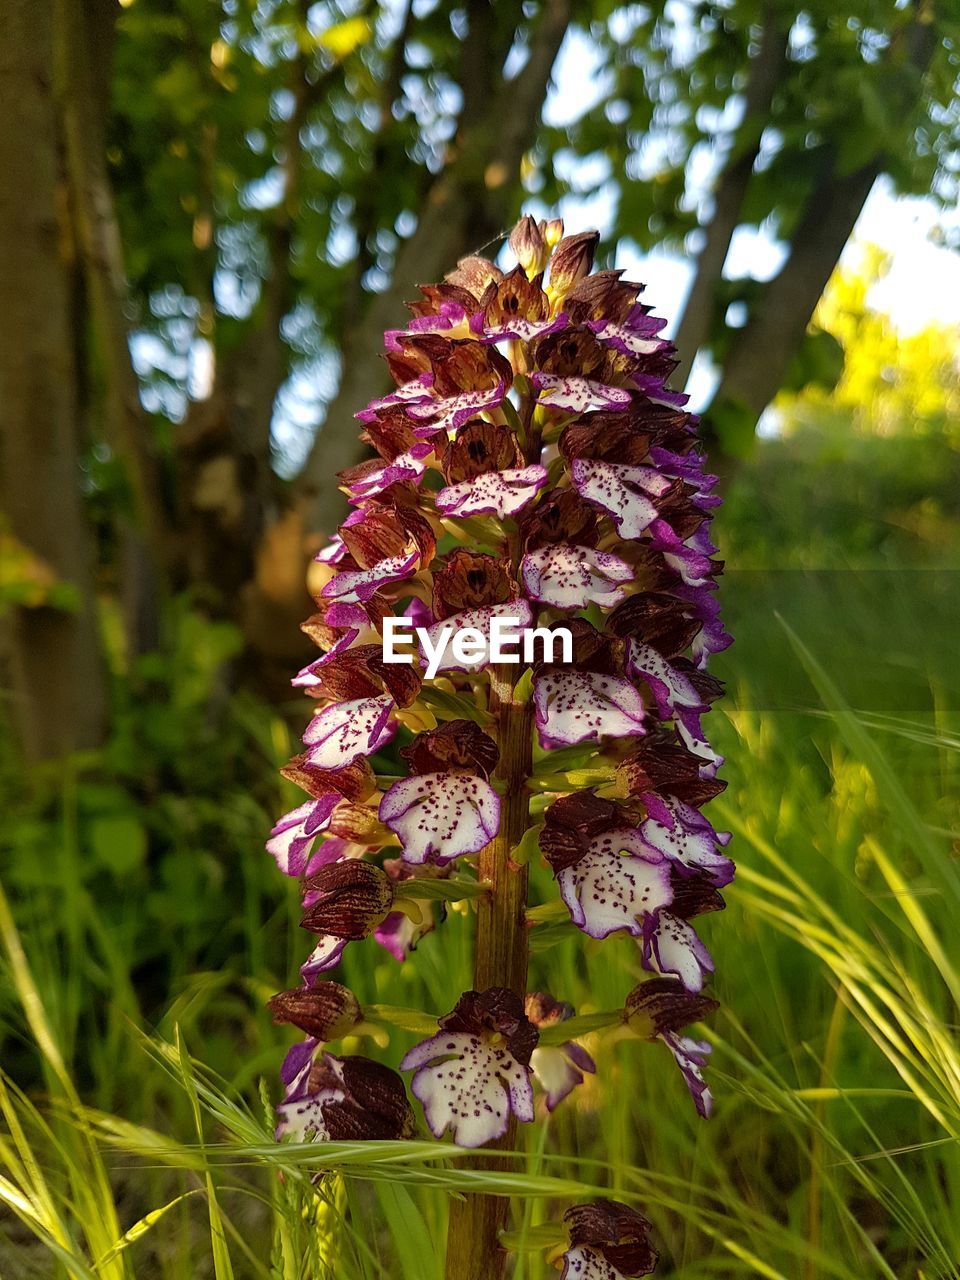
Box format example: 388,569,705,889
265,215,732,1276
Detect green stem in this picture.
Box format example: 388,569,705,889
443,660,534,1280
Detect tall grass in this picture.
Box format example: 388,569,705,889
2,583,958,1277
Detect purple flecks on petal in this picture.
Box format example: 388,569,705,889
345,444,433,499
626,642,703,721
521,543,632,611
418,600,533,674
639,796,734,886
266,794,340,876
534,670,646,748
400,1030,533,1148
585,317,671,359
379,772,501,865
300,936,349,984
478,313,568,343
571,459,671,540
436,465,548,519
532,372,632,413
561,1245,625,1280
642,910,714,992
556,830,673,939
302,695,396,770
322,552,420,604
405,381,507,436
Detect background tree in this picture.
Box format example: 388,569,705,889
1,0,957,759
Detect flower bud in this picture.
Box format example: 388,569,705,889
624,977,719,1040
267,981,362,1040
549,230,600,296
563,1199,658,1277
301,861,394,938
509,215,550,277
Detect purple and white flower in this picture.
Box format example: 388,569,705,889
553,828,673,940
379,771,501,865
571,459,672,540
533,670,647,747
436,464,548,519
641,909,714,992
400,988,537,1148
302,695,396,770
521,543,632,610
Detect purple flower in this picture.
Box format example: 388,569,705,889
436,464,548,519
639,795,734,887
321,551,420,604
531,372,632,413
266,794,340,876
571,459,672,540
400,988,537,1147
533,670,647,748
521,543,633,610
625,978,719,1117
641,909,714,992
302,695,396,770
418,600,533,675
525,993,596,1111
550,828,674,940
379,771,501,865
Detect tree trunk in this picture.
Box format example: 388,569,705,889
672,9,789,383
54,0,169,655
701,156,880,481
0,0,108,760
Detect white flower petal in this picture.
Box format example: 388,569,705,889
521,544,632,610
557,830,673,939
379,772,500,865
402,1031,533,1148
572,460,671,540
303,695,395,769
534,670,646,747
436,465,547,518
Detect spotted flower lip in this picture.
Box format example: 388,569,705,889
549,827,674,940
405,381,509,437
626,979,718,1119
638,794,734,887
521,544,633,611
641,909,714,992
525,993,596,1111
400,988,537,1148
533,669,647,748
321,551,420,604
531,371,632,413
571,458,673,540
418,600,533,674
436,464,548,519
302,694,396,770
379,771,501,865
562,1199,659,1279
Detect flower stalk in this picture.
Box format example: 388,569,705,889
265,215,733,1280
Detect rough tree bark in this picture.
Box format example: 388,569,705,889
54,0,170,654
0,0,108,760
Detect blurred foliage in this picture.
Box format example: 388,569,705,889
102,0,960,452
